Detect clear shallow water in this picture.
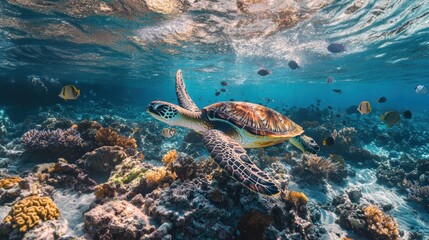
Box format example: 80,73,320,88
1,0,429,239
0,0,428,109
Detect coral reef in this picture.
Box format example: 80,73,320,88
238,210,273,240
162,149,178,165
363,205,399,240
3,195,60,232
35,158,96,193
402,180,429,211
0,176,22,189
95,127,137,152
21,128,83,159
76,145,128,173
284,191,308,209
332,188,400,240
291,154,338,184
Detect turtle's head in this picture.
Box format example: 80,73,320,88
147,101,180,125
290,135,320,154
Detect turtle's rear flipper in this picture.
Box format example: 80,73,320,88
202,130,281,196
175,69,200,112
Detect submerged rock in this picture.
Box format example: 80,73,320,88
84,200,154,239
76,145,128,174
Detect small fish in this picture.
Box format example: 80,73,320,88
257,69,270,76
161,128,177,138
59,85,80,101
357,101,371,114
323,136,335,146
288,60,299,70
220,88,227,92
327,106,332,110
377,97,387,103
326,76,334,84
380,111,400,127
415,85,428,95
215,91,221,96
327,43,346,53
402,110,412,119
333,89,342,94
230,99,235,101
221,81,228,86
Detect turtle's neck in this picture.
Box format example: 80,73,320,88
176,109,210,133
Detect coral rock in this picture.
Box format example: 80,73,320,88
84,200,153,239
76,145,128,173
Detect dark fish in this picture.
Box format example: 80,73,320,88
377,97,387,103
333,89,343,94
336,114,341,117
326,76,334,84
220,88,226,92
327,43,346,53
402,110,412,119
230,99,235,101
323,136,335,146
257,69,270,76
221,81,228,86
327,106,332,110
215,91,221,96
288,60,299,70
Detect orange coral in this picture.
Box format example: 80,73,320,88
363,205,399,240
284,191,308,208
3,196,60,232
162,149,178,165
0,177,22,189
95,127,137,149
94,182,116,200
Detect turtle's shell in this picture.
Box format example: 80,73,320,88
203,102,304,138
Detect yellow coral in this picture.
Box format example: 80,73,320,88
95,127,137,149
363,205,399,240
94,183,115,200
0,177,22,189
284,191,308,208
3,196,60,232
145,167,167,184
162,149,178,165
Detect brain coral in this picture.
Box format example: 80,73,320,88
3,196,60,232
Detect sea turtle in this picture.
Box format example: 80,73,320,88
147,70,320,196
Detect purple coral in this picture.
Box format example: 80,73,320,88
404,181,429,210
21,128,83,153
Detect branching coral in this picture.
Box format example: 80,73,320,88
95,127,137,150
21,128,83,153
162,149,178,165
363,205,399,240
0,177,21,189
146,167,167,185
403,180,429,210
292,154,338,183
337,127,357,144
284,191,308,209
3,196,60,232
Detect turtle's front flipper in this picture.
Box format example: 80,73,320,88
202,130,281,196
175,69,200,112
289,135,320,154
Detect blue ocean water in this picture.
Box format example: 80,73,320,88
1,0,429,239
